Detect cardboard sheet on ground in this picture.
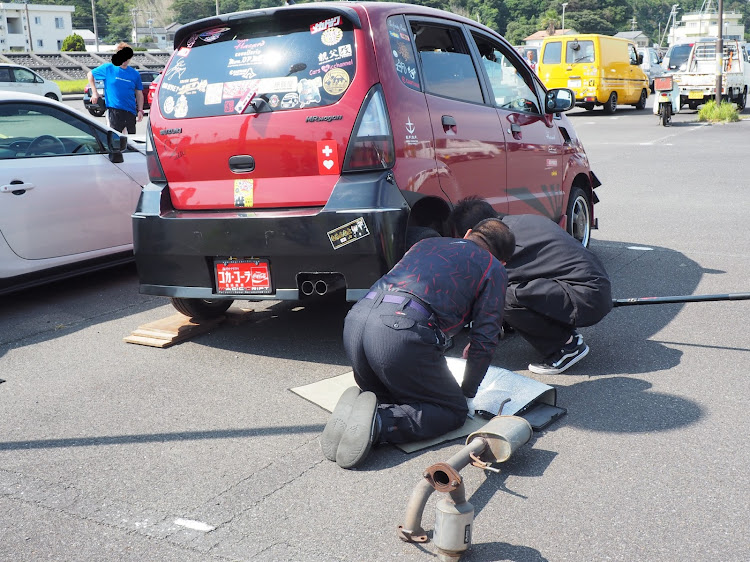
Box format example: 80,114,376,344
291,357,557,453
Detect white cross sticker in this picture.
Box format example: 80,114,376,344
321,145,333,157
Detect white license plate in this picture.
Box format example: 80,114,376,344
567,79,582,89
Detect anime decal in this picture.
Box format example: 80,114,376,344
327,217,370,250
234,179,254,208
387,16,420,91
298,78,322,108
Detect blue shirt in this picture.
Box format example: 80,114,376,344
372,237,508,397
91,64,143,115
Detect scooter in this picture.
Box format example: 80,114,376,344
653,75,680,126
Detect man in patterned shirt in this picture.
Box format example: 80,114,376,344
321,218,515,469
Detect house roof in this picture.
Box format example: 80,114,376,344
524,29,576,41
615,31,647,39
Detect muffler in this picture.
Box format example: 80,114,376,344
300,280,315,296
297,273,346,297
398,415,532,561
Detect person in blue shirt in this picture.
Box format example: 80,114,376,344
87,43,144,134
321,218,515,469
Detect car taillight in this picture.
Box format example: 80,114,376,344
145,125,167,183
342,84,394,172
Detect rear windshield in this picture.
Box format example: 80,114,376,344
666,44,692,70
566,40,594,63
159,12,356,119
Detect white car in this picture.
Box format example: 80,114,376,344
0,92,147,294
0,63,63,100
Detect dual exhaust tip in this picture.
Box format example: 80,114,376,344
298,274,346,297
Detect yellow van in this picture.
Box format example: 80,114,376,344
537,34,649,114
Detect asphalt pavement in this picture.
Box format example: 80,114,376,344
1,98,748,561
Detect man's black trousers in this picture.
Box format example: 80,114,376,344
343,293,467,444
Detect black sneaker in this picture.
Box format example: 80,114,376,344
528,339,590,375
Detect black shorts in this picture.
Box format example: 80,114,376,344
108,108,136,134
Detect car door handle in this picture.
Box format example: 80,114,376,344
228,155,255,173
1,180,35,193
508,123,521,135
441,115,457,132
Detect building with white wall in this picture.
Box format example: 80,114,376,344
0,3,74,52
667,10,744,45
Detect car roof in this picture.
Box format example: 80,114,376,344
0,91,59,103
0,63,36,70
173,1,496,48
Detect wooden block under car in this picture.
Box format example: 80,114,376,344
123,313,225,348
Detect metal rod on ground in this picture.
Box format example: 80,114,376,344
612,293,750,307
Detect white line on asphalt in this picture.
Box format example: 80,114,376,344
627,246,654,251
174,518,216,532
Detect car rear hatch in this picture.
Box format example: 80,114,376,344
151,6,377,211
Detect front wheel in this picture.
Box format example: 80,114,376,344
661,103,672,127
603,92,617,114
44,92,59,101
566,187,592,247
635,89,648,110
170,297,233,320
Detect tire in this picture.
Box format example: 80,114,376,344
661,103,672,127
405,226,441,249
583,102,595,111
603,92,617,114
566,187,591,247
44,92,59,101
635,89,648,110
87,106,106,117
170,297,233,319
736,87,747,111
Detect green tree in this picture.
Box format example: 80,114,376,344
505,17,539,45
566,10,618,35
61,33,86,51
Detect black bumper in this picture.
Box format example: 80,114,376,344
132,171,410,301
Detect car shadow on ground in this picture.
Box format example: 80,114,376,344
0,263,164,357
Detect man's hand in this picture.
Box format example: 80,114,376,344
462,342,470,359
136,109,144,122
91,91,99,105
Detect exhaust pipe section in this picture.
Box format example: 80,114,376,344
398,415,533,561
296,273,346,297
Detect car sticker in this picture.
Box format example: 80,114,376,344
223,80,257,99
165,59,187,82
235,39,265,50
204,83,223,104
186,34,199,48
234,179,254,207
546,158,558,168
327,217,370,250
405,117,418,146
199,27,230,43
176,47,191,57
224,100,235,113
269,94,279,108
229,68,257,79
281,92,299,109
298,78,322,108
310,16,341,34
177,79,207,96
235,88,257,114
318,44,353,65
173,95,189,118
322,68,349,95
257,76,298,93
321,27,343,47
163,95,175,114
317,140,339,175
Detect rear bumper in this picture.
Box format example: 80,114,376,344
132,171,410,301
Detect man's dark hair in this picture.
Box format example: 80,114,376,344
469,218,515,263
449,196,500,237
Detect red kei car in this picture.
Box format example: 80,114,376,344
134,2,601,318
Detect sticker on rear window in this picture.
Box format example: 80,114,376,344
163,96,175,114
310,16,341,34
321,27,343,46
322,68,349,95
199,27,230,43
327,218,370,250
317,44,353,65
176,47,190,57
298,78,322,108
174,95,188,118
234,179,254,207
204,83,223,104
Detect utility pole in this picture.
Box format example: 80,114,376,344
715,0,723,104
91,0,99,51
216,0,220,16
131,8,140,46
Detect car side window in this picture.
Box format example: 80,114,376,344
0,103,104,159
411,21,484,104
471,32,540,114
629,45,639,65
0,68,10,82
13,68,37,83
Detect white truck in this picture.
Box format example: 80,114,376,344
673,39,750,110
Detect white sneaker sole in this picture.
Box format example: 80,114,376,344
528,345,590,375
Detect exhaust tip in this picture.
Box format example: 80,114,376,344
300,280,314,296
314,280,328,295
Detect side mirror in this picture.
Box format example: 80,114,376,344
545,88,575,113
107,130,127,163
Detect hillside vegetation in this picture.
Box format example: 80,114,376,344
34,0,750,46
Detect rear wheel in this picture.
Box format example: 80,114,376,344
603,92,617,114
583,102,595,111
170,297,233,319
635,89,648,110
566,187,591,247
661,103,672,127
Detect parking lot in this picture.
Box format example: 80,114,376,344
1,99,749,561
